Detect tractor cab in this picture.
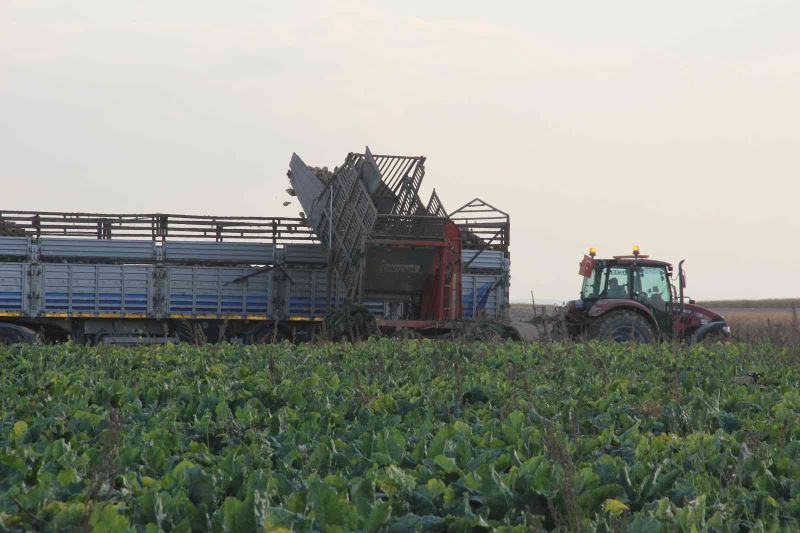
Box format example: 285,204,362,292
564,246,730,342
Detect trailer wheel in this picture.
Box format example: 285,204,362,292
464,322,503,341
246,323,290,344
0,324,38,345
177,320,207,345
390,328,423,340
89,329,111,346
324,304,379,341
589,310,656,343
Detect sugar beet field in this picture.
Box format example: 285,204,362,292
2,340,800,532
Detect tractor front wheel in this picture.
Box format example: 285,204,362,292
589,310,656,343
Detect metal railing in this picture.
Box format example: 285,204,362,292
349,151,428,216
449,198,510,252
0,210,317,244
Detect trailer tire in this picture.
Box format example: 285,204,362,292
390,328,423,340
0,324,38,345
324,304,379,341
177,320,208,345
246,323,290,344
589,310,656,343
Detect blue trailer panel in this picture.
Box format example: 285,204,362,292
462,250,506,272
0,263,25,313
166,266,270,317
39,238,155,262
363,300,389,317
42,264,152,314
0,237,30,259
283,244,328,265
281,269,346,318
462,273,507,319
164,241,275,264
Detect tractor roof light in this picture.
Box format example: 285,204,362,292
589,247,596,258
633,245,640,257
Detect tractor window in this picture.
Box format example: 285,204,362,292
633,266,670,312
604,267,630,299
581,266,607,299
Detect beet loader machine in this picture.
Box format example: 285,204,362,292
287,148,515,339
0,147,512,344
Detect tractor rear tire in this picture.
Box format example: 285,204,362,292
589,310,656,343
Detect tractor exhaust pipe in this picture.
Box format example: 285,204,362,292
678,259,686,312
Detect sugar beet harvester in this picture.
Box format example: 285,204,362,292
0,148,511,344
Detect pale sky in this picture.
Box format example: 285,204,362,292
2,1,798,302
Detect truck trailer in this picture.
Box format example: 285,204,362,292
0,148,511,344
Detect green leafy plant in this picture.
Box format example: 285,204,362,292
1,339,799,531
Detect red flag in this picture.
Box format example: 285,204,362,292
578,255,595,277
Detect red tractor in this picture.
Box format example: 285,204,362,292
563,246,730,342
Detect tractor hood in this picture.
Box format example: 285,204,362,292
680,303,731,341
682,303,726,324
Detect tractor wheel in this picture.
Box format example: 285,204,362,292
589,310,656,343
695,328,729,344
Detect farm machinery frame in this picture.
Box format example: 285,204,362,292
0,147,511,344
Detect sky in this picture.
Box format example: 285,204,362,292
2,1,798,302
